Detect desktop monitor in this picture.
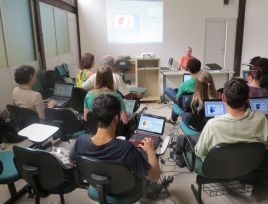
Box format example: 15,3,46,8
242,70,250,80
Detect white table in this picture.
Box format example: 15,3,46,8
160,69,235,102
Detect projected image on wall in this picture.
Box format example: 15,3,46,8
106,0,163,44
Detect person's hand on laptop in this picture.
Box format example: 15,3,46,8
48,100,57,108
139,138,154,153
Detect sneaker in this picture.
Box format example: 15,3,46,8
167,118,176,125
170,151,186,168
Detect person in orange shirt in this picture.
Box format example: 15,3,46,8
177,47,195,70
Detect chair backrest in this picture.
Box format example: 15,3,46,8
68,87,87,113
32,78,44,92
86,112,98,134
0,159,3,175
76,156,135,195
44,108,80,136
13,145,65,197
202,142,266,179
115,59,131,73
179,93,193,109
6,105,40,130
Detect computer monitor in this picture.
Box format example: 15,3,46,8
242,70,250,80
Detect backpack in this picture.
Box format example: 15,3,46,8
45,70,65,89
55,64,70,78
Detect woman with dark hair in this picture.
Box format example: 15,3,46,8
254,57,268,89
12,65,56,122
76,52,95,87
248,67,268,97
83,66,128,124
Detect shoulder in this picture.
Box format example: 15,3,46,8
76,134,92,143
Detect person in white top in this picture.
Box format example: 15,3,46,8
82,55,142,99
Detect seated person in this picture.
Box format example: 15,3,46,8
76,52,95,88
84,66,128,124
165,58,201,124
181,70,221,131
254,57,268,89
177,47,195,71
247,67,268,97
12,65,56,122
69,94,161,182
172,78,268,167
82,55,142,99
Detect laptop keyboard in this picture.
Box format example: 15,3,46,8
130,133,162,149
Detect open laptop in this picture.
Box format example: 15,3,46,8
203,100,226,121
180,93,193,109
47,82,74,107
129,113,166,149
183,73,191,82
160,57,173,71
123,99,136,118
205,63,222,70
249,97,268,117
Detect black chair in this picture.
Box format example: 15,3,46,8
31,77,53,100
67,87,87,113
13,145,80,204
76,156,143,204
115,59,131,85
44,108,85,142
182,135,268,204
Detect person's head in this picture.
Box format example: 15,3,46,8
14,65,36,85
187,58,201,74
223,78,249,109
185,47,192,57
254,58,268,74
191,70,220,113
248,67,262,83
95,66,114,90
92,94,121,129
101,55,114,68
80,52,94,69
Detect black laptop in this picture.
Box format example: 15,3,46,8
203,100,226,121
180,93,193,110
47,82,74,107
205,63,222,70
249,97,268,117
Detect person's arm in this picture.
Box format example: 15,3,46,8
176,85,184,103
86,71,94,80
82,74,95,91
177,56,184,70
124,92,142,99
117,92,128,124
121,110,128,124
139,138,161,182
84,108,89,121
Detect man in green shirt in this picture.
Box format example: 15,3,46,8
172,78,268,167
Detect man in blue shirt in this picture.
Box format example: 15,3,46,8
69,94,161,182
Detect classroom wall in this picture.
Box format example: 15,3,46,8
78,0,239,73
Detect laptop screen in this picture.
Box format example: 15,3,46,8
53,83,73,98
137,114,166,135
242,70,249,80
183,73,191,82
204,101,226,118
181,94,192,108
249,98,268,115
123,99,136,115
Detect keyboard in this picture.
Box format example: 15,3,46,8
160,67,170,71
129,133,162,149
47,99,68,107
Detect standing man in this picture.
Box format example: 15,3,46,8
177,47,195,71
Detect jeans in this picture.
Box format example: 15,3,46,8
164,87,178,105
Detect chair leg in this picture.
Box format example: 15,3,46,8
191,183,203,204
35,196,40,204
4,183,27,204
60,194,65,204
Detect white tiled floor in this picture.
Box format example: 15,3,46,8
1,103,268,203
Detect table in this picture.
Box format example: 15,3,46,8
160,69,235,102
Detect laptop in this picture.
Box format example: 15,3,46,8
203,100,226,121
160,57,173,71
242,70,250,80
47,82,74,107
249,97,268,117
205,63,222,70
123,99,136,118
180,93,193,109
183,73,191,82
129,113,166,149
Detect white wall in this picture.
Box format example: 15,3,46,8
78,0,239,72
241,0,268,75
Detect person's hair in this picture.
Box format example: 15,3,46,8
101,55,114,68
191,70,221,113
92,94,121,128
186,47,192,51
223,78,249,109
187,58,201,74
80,52,94,69
248,66,262,82
254,58,268,74
94,66,114,91
14,65,35,84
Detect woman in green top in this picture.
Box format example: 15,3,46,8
84,66,128,124
76,52,95,87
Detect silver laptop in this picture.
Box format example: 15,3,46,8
249,98,268,117
204,100,226,121
123,99,136,118
47,82,74,107
183,73,191,82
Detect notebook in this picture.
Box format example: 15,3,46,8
160,57,173,71
203,100,226,121
183,73,191,82
123,99,136,118
129,113,166,149
205,63,222,70
249,97,268,117
47,82,74,107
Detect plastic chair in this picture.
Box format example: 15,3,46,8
76,156,143,204
179,121,200,137
115,59,131,85
182,135,268,204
